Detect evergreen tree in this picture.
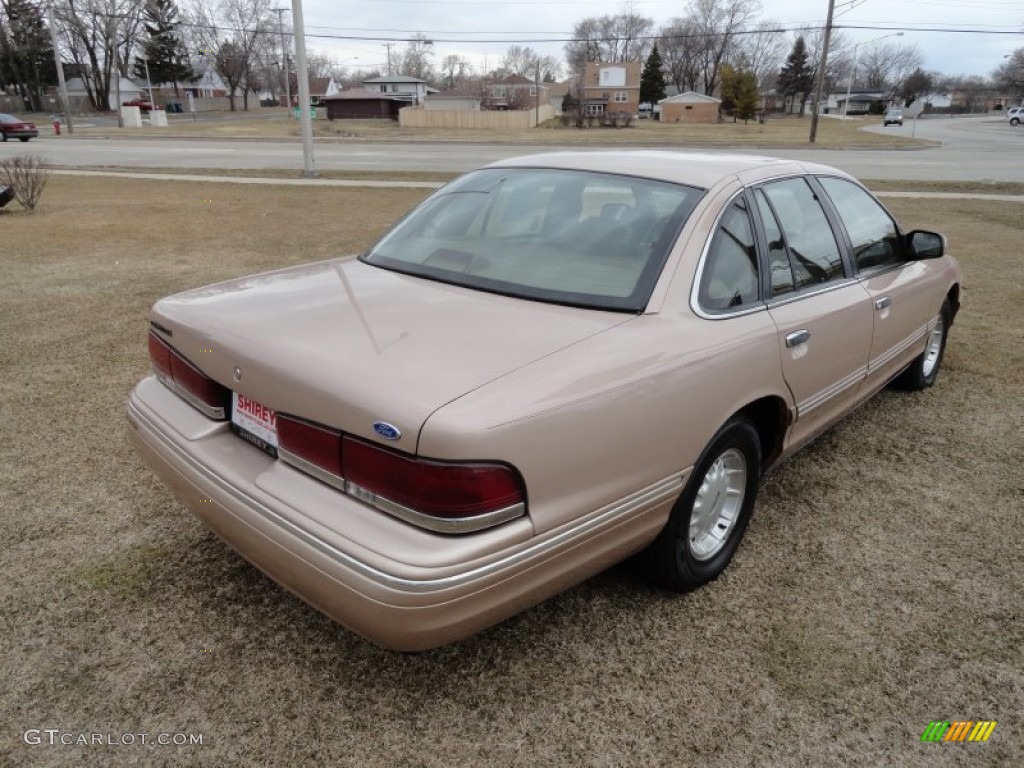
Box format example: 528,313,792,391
133,0,195,96
0,0,56,111
640,43,666,106
777,37,813,113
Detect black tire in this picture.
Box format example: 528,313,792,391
18,137,29,142
642,417,761,592
1011,118,1020,126
895,298,951,391
1,131,7,142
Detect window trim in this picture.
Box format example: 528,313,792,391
809,173,910,277
749,175,853,298
691,190,769,320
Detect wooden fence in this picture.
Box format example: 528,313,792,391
399,105,554,129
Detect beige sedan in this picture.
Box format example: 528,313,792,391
128,152,961,650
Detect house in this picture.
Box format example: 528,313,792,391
64,76,146,110
425,89,481,111
322,88,406,120
361,75,430,105
547,81,571,115
483,74,550,110
309,77,341,106
658,91,721,123
582,61,641,118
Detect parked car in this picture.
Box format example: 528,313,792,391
128,151,961,651
1007,106,1023,126
0,113,38,142
883,108,904,126
121,99,158,112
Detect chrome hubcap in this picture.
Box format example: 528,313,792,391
922,314,945,378
688,448,746,561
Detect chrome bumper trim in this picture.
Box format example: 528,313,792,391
129,397,683,594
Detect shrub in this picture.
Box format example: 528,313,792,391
0,155,52,212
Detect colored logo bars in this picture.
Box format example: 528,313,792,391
921,721,997,743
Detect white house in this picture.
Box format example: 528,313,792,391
361,75,430,105
64,77,145,110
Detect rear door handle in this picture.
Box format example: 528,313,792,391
875,296,892,310
785,329,811,348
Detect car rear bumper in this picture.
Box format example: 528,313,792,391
127,376,681,650
2,129,37,139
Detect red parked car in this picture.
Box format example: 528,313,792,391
122,99,161,112
0,113,38,142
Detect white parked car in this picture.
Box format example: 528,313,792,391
1007,107,1022,126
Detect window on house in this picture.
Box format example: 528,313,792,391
614,92,628,103
585,104,605,116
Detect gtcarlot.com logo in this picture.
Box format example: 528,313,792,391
24,729,204,747
921,720,997,743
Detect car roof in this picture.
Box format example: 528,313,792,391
484,150,842,189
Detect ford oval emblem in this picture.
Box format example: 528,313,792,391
373,422,402,440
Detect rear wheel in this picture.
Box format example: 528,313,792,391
1011,117,1020,126
895,299,951,390
18,137,29,142
642,417,761,592
1,131,7,142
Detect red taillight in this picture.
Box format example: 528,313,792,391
342,437,523,520
275,420,525,531
148,330,229,419
277,416,343,478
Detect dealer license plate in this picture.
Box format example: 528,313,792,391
231,392,279,457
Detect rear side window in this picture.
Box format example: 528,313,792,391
817,177,904,271
698,197,759,312
760,178,845,291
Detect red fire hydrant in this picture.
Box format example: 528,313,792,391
52,118,61,136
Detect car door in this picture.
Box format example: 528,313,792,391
752,178,874,449
814,176,936,390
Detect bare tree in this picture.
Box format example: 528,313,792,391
658,18,703,93
859,41,923,96
54,0,146,111
564,6,655,79
500,45,560,82
439,53,472,89
734,19,788,91
401,33,434,81
687,0,760,96
992,47,1023,100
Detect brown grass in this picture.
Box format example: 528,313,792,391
77,112,930,149
1,178,1021,767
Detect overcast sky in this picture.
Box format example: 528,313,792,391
299,0,1023,79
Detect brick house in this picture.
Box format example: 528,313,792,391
659,91,721,123
582,61,641,118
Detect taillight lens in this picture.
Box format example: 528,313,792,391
148,330,229,419
275,417,525,532
343,437,524,520
277,415,343,481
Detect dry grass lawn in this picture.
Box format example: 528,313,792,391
80,112,929,149
1,177,1021,767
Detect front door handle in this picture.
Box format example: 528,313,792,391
875,296,892,310
785,329,811,348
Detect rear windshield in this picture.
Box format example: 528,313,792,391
362,168,704,312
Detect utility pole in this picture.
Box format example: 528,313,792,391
808,0,835,143
291,0,315,177
48,2,73,133
382,42,394,75
273,7,291,108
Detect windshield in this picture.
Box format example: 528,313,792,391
362,168,704,312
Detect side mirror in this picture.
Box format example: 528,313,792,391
906,230,946,260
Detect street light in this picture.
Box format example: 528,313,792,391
140,54,155,109
843,32,904,119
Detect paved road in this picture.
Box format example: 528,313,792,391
6,115,1022,182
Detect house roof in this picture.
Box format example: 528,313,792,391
499,74,534,85
659,91,721,104
362,75,427,84
309,77,332,95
